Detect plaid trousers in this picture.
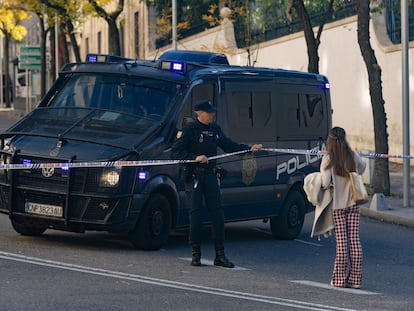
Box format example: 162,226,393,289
331,205,363,287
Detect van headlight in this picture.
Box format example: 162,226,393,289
99,169,120,187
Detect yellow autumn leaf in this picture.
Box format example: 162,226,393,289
11,25,27,41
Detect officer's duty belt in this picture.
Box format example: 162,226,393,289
194,167,217,175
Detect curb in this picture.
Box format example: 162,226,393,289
360,206,414,228
0,110,26,121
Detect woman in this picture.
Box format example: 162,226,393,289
320,127,366,289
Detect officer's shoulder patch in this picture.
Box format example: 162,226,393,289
176,131,183,139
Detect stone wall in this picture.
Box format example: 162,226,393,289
148,14,414,163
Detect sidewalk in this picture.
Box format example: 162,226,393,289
360,162,414,228
0,97,27,121
1,99,414,228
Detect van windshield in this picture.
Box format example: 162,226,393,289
5,73,182,148
48,73,180,122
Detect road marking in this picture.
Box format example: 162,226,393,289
294,239,323,247
0,250,357,311
291,280,379,295
178,257,250,270
248,229,324,247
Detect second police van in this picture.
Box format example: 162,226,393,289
0,50,332,250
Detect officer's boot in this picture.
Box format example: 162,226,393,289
191,245,201,266
214,247,234,268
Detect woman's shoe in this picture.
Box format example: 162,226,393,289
330,281,346,288
347,283,361,289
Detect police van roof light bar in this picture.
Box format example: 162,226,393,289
160,60,186,74
86,54,132,63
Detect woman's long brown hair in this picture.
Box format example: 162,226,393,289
324,127,356,177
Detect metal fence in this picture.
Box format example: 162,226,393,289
156,2,359,49
156,1,412,50
243,2,358,48
384,0,414,44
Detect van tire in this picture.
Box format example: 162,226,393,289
11,220,47,236
270,190,305,240
129,194,172,250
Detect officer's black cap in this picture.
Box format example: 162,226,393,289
194,100,216,113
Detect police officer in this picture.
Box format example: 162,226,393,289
172,100,262,268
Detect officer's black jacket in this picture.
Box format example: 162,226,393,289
171,118,249,170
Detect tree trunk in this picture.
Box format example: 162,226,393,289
4,34,11,108
108,19,121,56
60,23,70,66
40,18,47,98
87,0,123,56
293,0,319,73
357,0,390,194
50,26,56,83
66,21,81,62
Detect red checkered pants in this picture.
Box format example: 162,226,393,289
331,205,362,287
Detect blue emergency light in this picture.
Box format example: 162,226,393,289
318,82,330,90
87,55,98,62
138,171,147,180
85,54,132,63
22,159,31,165
172,62,184,71
160,60,186,74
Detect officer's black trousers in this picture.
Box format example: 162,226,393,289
187,172,224,249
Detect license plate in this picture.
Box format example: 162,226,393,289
25,202,63,217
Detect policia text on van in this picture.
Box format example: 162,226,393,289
0,50,332,250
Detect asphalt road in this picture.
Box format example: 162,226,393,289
0,115,16,132
0,211,413,311
0,111,413,310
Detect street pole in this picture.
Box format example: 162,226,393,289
172,0,177,50
55,21,59,80
401,0,410,207
0,35,3,107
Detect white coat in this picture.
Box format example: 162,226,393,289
303,172,334,238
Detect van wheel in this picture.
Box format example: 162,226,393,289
11,220,47,236
270,190,305,240
128,194,172,250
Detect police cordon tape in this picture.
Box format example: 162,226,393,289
0,150,250,171
0,148,411,171
262,148,414,160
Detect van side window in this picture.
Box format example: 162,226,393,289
276,92,326,140
304,94,324,128
276,93,300,138
179,83,216,127
226,90,275,142
224,82,327,142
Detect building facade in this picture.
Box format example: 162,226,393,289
78,2,414,162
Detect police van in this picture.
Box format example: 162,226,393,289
0,50,331,250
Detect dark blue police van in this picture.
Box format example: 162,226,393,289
0,50,332,250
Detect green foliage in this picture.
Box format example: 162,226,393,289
155,0,216,26
153,0,359,48
154,0,217,44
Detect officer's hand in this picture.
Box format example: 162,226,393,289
250,144,263,152
195,155,209,163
